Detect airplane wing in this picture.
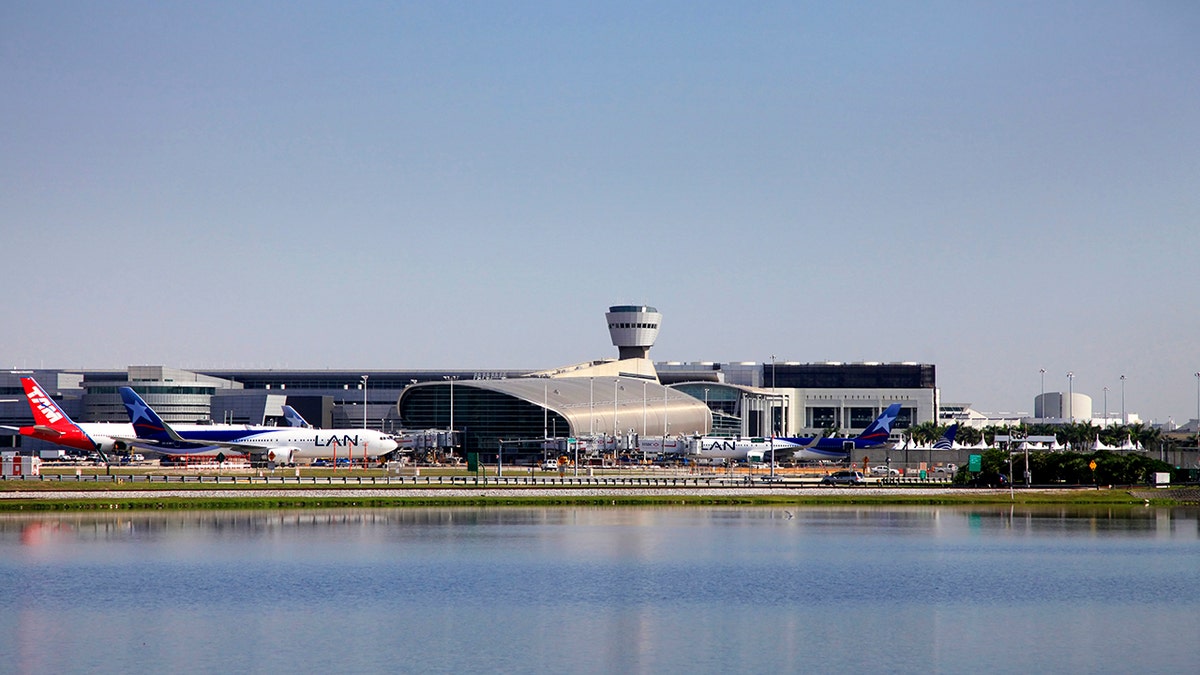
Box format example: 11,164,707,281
785,436,822,459
177,439,281,454
8,424,66,436
772,436,821,451
110,435,274,454
152,437,301,464
109,436,301,464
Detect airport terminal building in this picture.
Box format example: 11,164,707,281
2,306,937,460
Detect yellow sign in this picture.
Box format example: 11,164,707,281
1089,460,1097,471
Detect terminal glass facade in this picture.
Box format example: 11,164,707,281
848,407,878,428
87,386,218,396
399,385,570,457
771,364,935,389
810,407,838,429
806,405,916,431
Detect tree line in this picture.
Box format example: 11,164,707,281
894,421,1193,485
952,448,1181,486
904,420,1168,452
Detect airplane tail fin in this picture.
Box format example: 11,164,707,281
18,377,109,455
933,424,958,450
857,403,903,442
20,377,82,435
282,405,311,428
119,387,188,443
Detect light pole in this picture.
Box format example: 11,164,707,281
360,374,368,469
1195,372,1200,446
642,381,648,463
613,378,619,438
770,355,777,436
1103,386,1109,427
769,435,775,479
642,381,647,436
663,384,669,458
1039,368,1045,421
612,378,622,462
1120,375,1126,424
361,375,369,429
1067,371,1074,422
443,375,457,459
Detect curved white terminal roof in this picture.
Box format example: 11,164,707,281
403,375,711,438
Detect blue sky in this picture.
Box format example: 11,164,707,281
3,2,1198,425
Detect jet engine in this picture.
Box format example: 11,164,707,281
265,447,297,466
93,437,129,453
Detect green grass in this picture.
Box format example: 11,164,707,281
0,487,1182,511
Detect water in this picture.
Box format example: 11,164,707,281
2,505,1198,674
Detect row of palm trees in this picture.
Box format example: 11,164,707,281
957,448,1178,486
903,421,1166,452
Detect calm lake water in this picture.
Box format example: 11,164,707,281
2,505,1198,674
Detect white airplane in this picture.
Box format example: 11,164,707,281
685,436,816,463
120,387,399,465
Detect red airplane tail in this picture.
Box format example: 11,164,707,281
21,377,80,433
17,377,99,452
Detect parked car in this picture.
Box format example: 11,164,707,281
820,470,865,485
934,463,958,474
541,459,562,470
869,465,899,476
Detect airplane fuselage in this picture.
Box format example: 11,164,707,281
137,426,400,461
220,429,397,461
680,433,892,463
19,422,136,454
780,436,890,461
691,437,778,462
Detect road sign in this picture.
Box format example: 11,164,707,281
968,454,982,472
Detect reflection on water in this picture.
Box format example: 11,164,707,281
1,505,1198,674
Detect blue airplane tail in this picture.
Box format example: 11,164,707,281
282,405,311,428
933,424,958,450
119,387,175,441
856,403,902,444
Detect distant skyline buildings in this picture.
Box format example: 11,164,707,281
7,359,1190,430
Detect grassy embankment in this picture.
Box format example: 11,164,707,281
3,466,1194,510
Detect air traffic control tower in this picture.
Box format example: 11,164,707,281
606,305,662,360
